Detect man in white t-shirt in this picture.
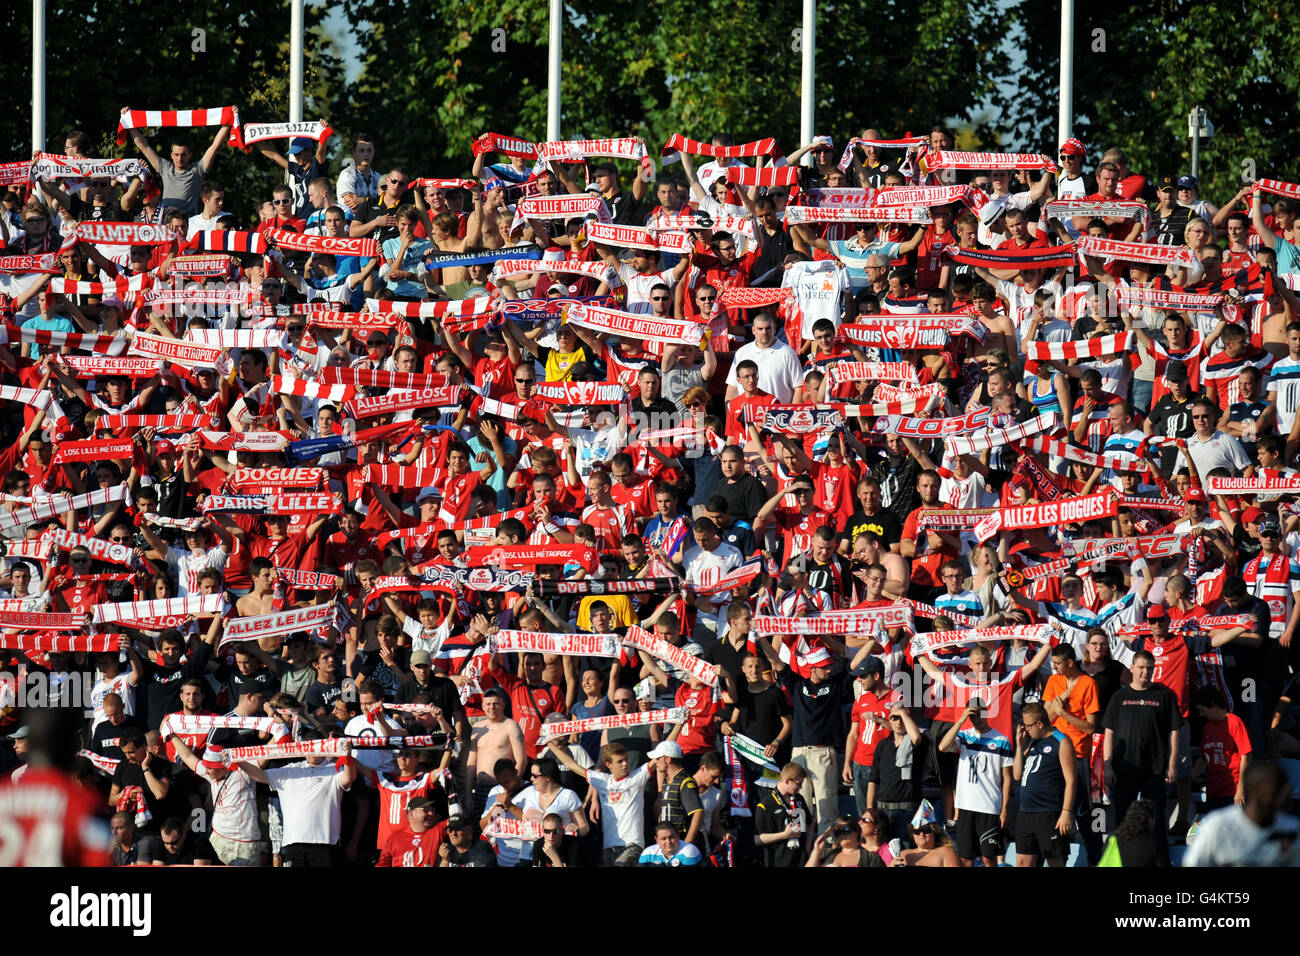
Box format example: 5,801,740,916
610,249,688,314
684,517,743,606
238,736,357,867
548,739,653,865
724,313,804,403
1173,399,1253,479
939,699,1014,868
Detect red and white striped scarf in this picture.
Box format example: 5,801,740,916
158,714,279,738
512,193,610,224
50,438,135,465
130,331,222,368
0,485,129,532
1,633,116,652
1044,198,1151,227
564,302,707,347
410,177,478,192
532,381,626,404
117,106,242,146
363,297,491,318
1253,179,1300,201
240,120,332,147
661,134,781,162
78,750,120,775
271,375,356,403
624,625,717,685
1077,236,1198,268
538,138,654,178
684,558,764,597
914,508,996,531
143,514,204,532
838,323,948,349
0,384,53,408
317,367,449,389
186,329,282,349
584,221,691,254
1021,434,1150,473
1025,332,1133,362
358,464,449,489
875,407,999,439
1,324,129,354
725,165,799,188
92,593,223,624
187,230,268,256
646,212,756,238
836,136,928,171
828,362,915,386
945,411,1060,456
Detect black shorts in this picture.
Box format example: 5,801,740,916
956,810,1004,860
930,720,957,787
1014,810,1066,864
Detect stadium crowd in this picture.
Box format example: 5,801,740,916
0,111,1299,868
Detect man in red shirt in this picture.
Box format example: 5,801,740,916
996,207,1049,251
1071,162,1143,241
690,233,756,328
441,444,494,521
255,184,308,235
486,651,565,758
754,476,832,563
376,796,447,867
579,471,633,553
842,656,900,814
53,547,108,615
724,360,775,447
900,470,960,593
608,452,656,530
914,204,957,291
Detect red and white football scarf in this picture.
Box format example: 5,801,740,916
910,624,1053,657
489,630,622,658
975,490,1118,541
1020,434,1150,473
240,120,331,147
0,253,59,274
1116,285,1223,311
876,407,999,439
537,706,690,743
1025,332,1133,362
755,604,913,635
61,356,158,379
624,625,717,686
221,739,351,763
485,818,578,841
512,194,610,224
50,529,137,568
187,230,268,256
77,750,120,774
117,106,242,146
158,714,279,738
143,514,204,532
1044,198,1151,227
262,227,379,259
725,165,799,188
471,133,540,160
463,544,598,573
836,136,928,171
827,361,916,387
0,609,86,630
1252,179,1300,201
271,375,356,403
493,257,618,285
0,485,129,532
785,204,932,225
229,467,326,493
1205,475,1300,494
646,212,756,238
942,245,1077,270
871,183,987,212
1077,236,1198,268
684,558,764,597
138,287,255,309
130,331,223,367
316,368,449,390
74,221,177,246
901,598,980,629
168,255,235,278
537,138,654,178
0,633,117,653
92,593,223,625
410,177,478,192
717,287,793,309
305,311,397,333
532,381,627,404
364,297,492,319
869,314,986,340
838,323,948,349
48,438,135,465
1,324,130,354
584,221,691,254
636,426,726,456
357,465,449,489
0,384,53,408
564,302,707,347
202,492,338,516
945,411,1060,456
185,329,282,350
29,154,146,180
48,274,153,296
661,134,781,162
218,602,337,648
914,508,997,530
345,386,463,420
919,150,1058,174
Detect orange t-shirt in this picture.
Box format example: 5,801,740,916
1041,672,1100,761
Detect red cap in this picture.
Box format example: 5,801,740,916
155,439,176,455
1146,604,1168,620
1059,138,1086,157
1243,507,1264,523
1185,488,1207,504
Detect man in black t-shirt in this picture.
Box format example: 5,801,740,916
1102,648,1182,863
790,527,854,605
109,729,173,833
437,817,499,867
703,496,755,558
305,646,346,718
754,763,813,867
839,476,902,554
868,705,929,842
142,817,218,865
716,447,768,526
138,632,214,730
1144,360,1203,472
89,695,143,761
220,644,281,706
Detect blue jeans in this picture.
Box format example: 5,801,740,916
852,763,872,817
1131,377,1154,416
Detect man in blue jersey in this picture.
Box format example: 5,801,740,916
1013,701,1076,867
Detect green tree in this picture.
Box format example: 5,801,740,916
0,0,343,220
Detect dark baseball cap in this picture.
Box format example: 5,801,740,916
1164,359,1189,383
1157,176,1176,192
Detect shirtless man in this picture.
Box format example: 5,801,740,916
235,558,278,651
466,687,525,814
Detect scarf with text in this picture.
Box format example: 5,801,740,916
532,381,627,405
117,106,242,146
975,491,1118,542
0,253,59,273
30,154,146,181
490,630,622,658
874,407,1001,439
0,485,130,532
1044,198,1152,228
646,211,756,238
537,138,654,178
130,331,223,368
838,323,949,349
463,544,598,573
919,150,1058,175
169,255,235,278
62,356,159,379
0,609,87,630
909,624,1053,657
472,133,540,160
49,528,137,569
262,227,379,259
218,602,337,648
836,135,928,171
901,598,981,629
202,492,338,516
784,204,933,225
537,706,690,743
229,467,327,493
49,438,135,465
915,508,997,530
73,221,177,247
1076,236,1198,268
221,739,351,762
240,120,332,147
756,604,913,635
584,221,692,254
492,256,619,286
564,302,707,347
345,386,465,420
942,244,1077,270
945,411,1060,456
512,193,610,224
1116,286,1224,311
624,625,717,686
284,419,420,464
826,361,918,386
1205,475,1300,495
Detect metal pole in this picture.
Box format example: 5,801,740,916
547,0,561,141
800,0,816,150
289,0,304,123
1058,0,1073,144
32,0,45,154
1190,111,1200,180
